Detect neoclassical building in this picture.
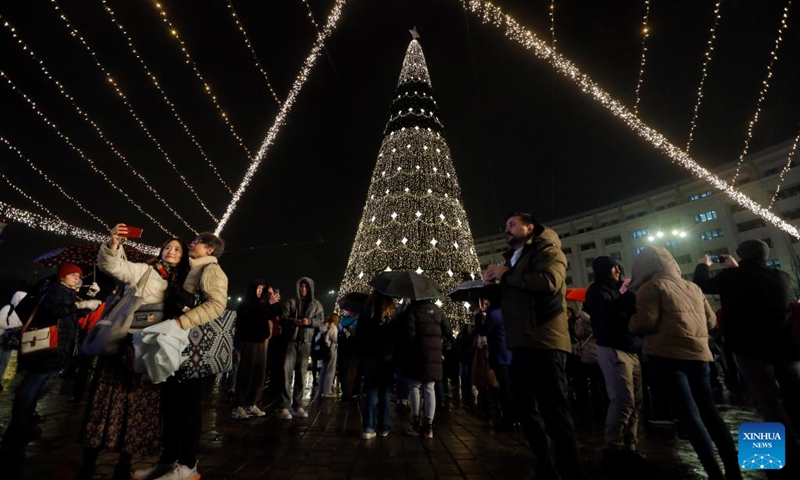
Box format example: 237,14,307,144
475,140,800,292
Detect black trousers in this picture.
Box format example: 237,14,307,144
160,376,202,468
511,349,582,480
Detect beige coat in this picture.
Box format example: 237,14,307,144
97,243,166,305
176,255,228,329
628,246,715,362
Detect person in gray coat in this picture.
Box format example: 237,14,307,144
278,277,324,420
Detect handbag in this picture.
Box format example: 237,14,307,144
82,268,156,356
19,298,56,356
177,310,236,380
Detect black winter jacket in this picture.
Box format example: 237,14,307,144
693,260,799,361
585,257,641,353
403,300,452,382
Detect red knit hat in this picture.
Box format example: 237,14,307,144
58,263,83,280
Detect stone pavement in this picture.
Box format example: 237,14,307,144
0,361,767,479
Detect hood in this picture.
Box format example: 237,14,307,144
246,278,266,302
296,276,316,301
628,246,682,292
10,291,27,307
591,256,621,288
534,224,561,249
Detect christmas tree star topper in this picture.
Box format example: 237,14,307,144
409,26,420,40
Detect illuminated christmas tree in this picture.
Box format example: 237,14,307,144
338,31,481,321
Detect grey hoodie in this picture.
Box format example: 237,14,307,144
282,277,324,343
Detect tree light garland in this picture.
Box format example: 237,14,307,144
461,0,799,238
0,70,176,237
226,0,281,105
549,0,556,50
685,0,723,154
98,0,232,194
768,127,800,209
632,0,650,117
49,1,219,223
0,200,158,256
214,0,347,235
0,135,108,229
338,39,482,323
730,0,792,186
0,173,61,221
151,0,252,158
301,0,320,31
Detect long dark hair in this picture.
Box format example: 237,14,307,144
364,290,396,325
149,238,191,318
148,237,191,286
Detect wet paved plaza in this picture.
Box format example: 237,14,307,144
0,358,769,480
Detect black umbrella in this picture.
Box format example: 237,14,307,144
447,280,486,303
337,292,369,314
369,271,442,300
448,280,502,306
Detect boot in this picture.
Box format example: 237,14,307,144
406,415,420,436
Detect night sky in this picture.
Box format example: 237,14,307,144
0,0,798,306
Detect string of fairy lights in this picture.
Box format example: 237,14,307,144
685,0,724,154
226,0,281,105
0,70,176,237
0,200,158,256
632,0,650,117
0,136,108,229
549,0,556,50
150,0,252,159
49,1,219,223
461,0,799,239
730,0,793,187
0,174,60,221
0,17,194,233
214,0,348,235
98,0,232,195
768,127,800,209
300,0,320,32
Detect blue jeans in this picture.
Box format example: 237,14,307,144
649,357,741,480
0,346,13,382
362,358,393,432
2,370,56,448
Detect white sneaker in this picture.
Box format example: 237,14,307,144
231,406,250,419
362,430,376,439
277,408,293,420
132,462,176,480
154,463,200,480
245,405,266,417
292,407,309,418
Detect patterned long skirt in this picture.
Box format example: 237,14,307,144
82,339,161,456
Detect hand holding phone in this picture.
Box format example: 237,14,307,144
119,226,143,239
708,254,722,264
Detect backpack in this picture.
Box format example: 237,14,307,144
311,329,331,362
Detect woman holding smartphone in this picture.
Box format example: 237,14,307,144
76,224,190,480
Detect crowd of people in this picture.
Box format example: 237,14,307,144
1,213,800,480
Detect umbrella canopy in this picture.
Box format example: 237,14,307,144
447,279,486,303
369,271,442,301
565,288,587,303
34,243,152,268
337,292,369,314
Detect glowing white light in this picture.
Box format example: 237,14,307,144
430,238,438,247
226,0,281,104
685,0,723,153
435,299,443,307
415,211,422,218
461,0,798,238
656,231,664,238
401,237,408,245
679,231,687,238
215,0,347,235
447,269,454,277
648,236,655,242
632,0,651,117
416,267,424,274
376,239,382,246
464,301,471,310
391,212,398,220
453,241,460,250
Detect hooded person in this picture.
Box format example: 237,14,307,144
277,277,324,420
584,256,649,474
693,239,800,478
0,291,28,387
628,246,742,480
